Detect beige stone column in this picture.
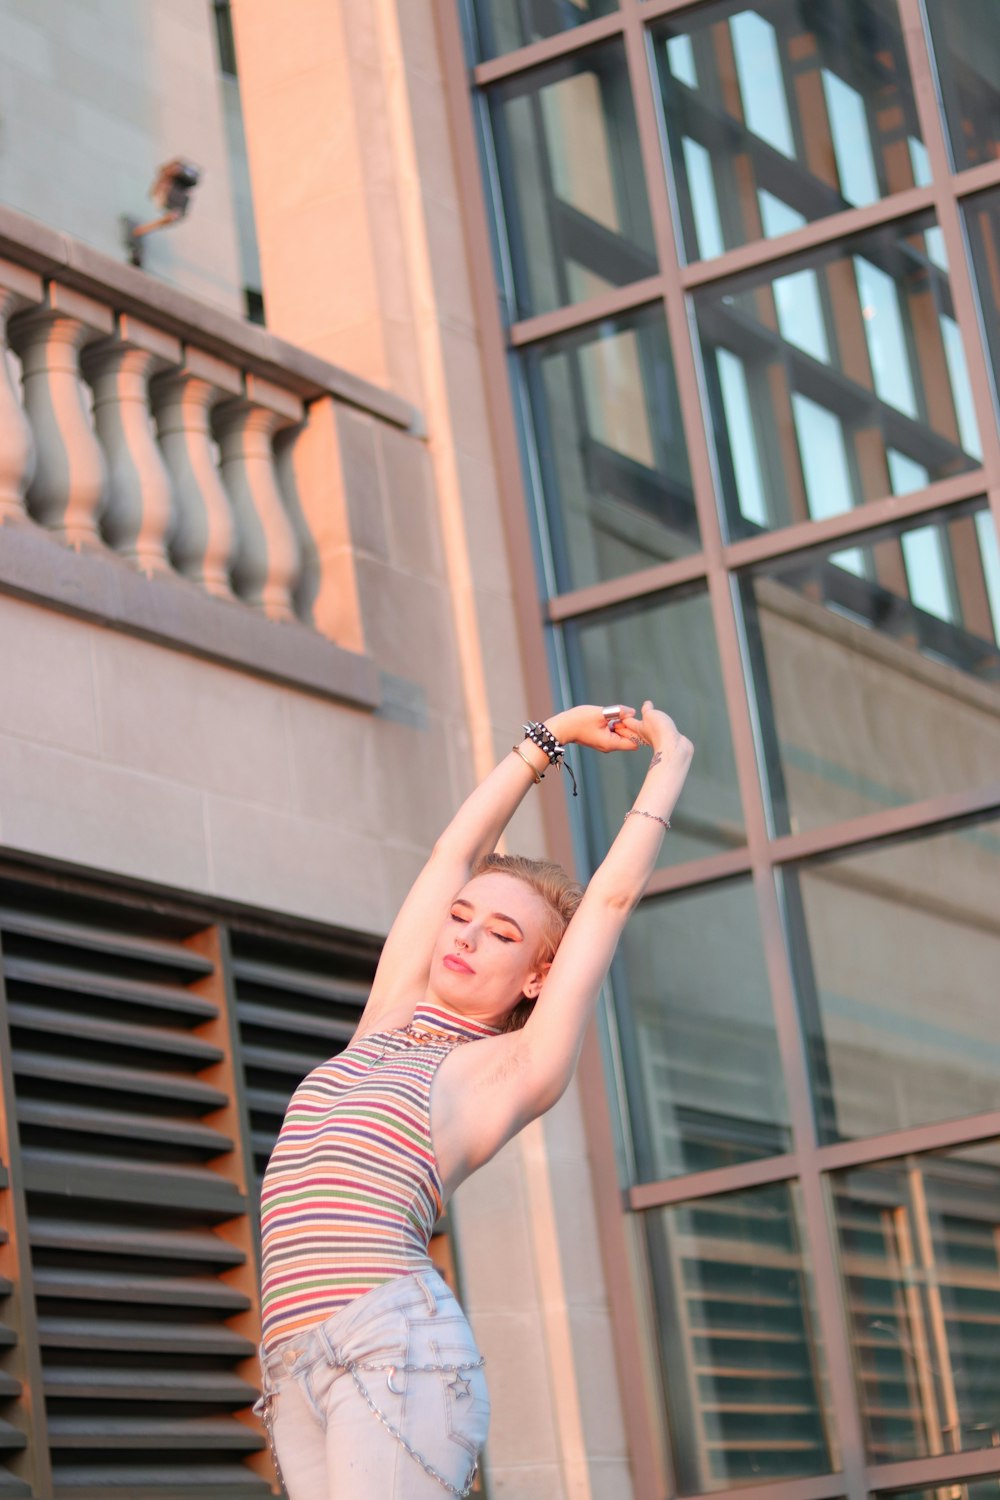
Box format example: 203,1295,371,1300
214,374,304,620
153,349,243,598
82,314,180,575
0,259,42,524
10,284,112,548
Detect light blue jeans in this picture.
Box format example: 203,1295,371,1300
255,1270,491,1499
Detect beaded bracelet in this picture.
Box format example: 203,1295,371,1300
521,721,579,797
624,808,671,830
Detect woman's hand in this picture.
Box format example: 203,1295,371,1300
615,700,693,763
547,704,640,754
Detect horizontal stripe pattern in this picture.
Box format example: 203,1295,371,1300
260,1003,499,1349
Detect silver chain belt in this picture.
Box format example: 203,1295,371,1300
255,1351,486,1498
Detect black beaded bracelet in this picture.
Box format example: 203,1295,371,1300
521,721,578,797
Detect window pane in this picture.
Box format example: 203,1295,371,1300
563,589,745,869
654,0,924,263
470,0,618,62
879,1484,1000,1500
521,307,695,593
740,501,1000,835
965,189,1000,422
832,1141,1000,1464
646,1184,834,1491
697,216,983,541
611,882,791,1181
488,45,655,318
781,815,1000,1144
924,0,1000,171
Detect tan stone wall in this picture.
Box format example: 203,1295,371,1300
0,0,245,313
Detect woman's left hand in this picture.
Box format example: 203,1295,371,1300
548,704,641,754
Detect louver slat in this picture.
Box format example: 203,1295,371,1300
18,1101,233,1155
22,1149,244,1215
29,1219,245,1267
0,909,213,975
7,1003,225,1065
0,885,263,1495
3,955,218,1022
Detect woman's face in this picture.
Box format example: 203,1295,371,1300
428,871,552,1027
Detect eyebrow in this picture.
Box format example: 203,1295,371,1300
452,899,524,937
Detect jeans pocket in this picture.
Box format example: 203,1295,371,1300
432,1339,491,1460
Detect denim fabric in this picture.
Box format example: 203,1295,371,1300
255,1270,490,1499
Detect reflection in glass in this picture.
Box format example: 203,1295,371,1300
470,0,618,62
740,501,1000,834
487,45,655,318
611,882,791,1181
521,307,695,593
563,589,745,869
646,1184,833,1491
654,0,925,263
833,1142,1000,1464
924,0,1000,171
697,216,983,540
781,816,1000,1144
965,190,1000,417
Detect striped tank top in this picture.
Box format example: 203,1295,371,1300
259,1002,500,1351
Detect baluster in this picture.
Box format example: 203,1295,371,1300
0,259,42,524
215,375,303,620
82,314,179,575
273,395,365,650
153,349,242,598
9,284,112,547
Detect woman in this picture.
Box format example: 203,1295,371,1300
255,701,693,1498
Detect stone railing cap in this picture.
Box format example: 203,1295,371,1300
0,201,419,433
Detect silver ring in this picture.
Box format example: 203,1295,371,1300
602,703,626,726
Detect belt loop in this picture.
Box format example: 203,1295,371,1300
316,1320,339,1366
416,1272,438,1316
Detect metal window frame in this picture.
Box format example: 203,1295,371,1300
435,0,1000,1497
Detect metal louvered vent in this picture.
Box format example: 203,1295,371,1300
228,931,375,1197
0,1159,30,1500
0,883,269,1499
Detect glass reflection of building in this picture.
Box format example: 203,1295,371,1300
450,0,1000,1496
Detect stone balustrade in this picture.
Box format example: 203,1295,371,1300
0,210,415,656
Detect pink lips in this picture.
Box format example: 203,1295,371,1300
443,954,474,975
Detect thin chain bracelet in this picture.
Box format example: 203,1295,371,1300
624,808,671,830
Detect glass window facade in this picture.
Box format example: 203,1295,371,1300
653,0,925,263
487,45,655,318
521,306,695,592
470,0,618,62
460,0,1000,1494
741,501,1000,835
612,880,791,1181
832,1141,1000,1462
646,1183,834,1491
923,0,1000,172
696,217,982,541
782,815,1000,1144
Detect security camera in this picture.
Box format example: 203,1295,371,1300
151,158,201,216
124,158,203,267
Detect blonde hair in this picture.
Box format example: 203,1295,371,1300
471,852,583,1032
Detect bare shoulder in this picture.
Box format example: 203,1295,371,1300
432,1032,539,1196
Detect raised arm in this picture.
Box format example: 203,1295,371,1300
357,707,637,1036
522,702,693,1106
431,702,693,1190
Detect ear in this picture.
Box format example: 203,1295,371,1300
522,960,551,1000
